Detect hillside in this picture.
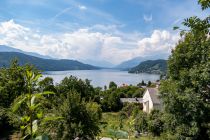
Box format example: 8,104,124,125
0,45,52,59
115,55,164,70
0,52,99,71
128,59,167,74
115,57,146,69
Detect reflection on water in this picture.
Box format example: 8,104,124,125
42,69,160,87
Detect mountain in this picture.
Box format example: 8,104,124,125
0,52,99,71
0,45,52,59
115,57,149,69
80,59,115,68
115,56,159,70
128,59,167,74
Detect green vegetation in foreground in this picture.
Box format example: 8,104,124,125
128,59,167,75
100,112,161,140
0,1,209,139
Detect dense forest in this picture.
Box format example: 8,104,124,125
128,59,167,75
0,52,99,71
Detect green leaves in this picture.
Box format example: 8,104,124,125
42,116,63,122
198,0,210,10
159,1,210,138
12,95,28,112
10,70,60,139
173,26,179,30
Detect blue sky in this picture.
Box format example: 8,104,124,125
0,0,209,65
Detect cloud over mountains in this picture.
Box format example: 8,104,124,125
0,20,179,64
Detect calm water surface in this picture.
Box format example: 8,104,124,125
43,69,160,87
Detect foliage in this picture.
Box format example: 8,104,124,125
137,80,146,87
56,76,97,100
160,1,210,139
11,70,57,139
100,85,144,112
0,60,28,108
133,110,148,134
0,60,34,138
129,59,167,75
100,112,130,139
109,81,117,89
147,110,164,137
100,90,123,112
121,103,142,117
198,0,210,10
48,92,102,140
38,77,56,93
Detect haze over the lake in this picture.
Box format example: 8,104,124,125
43,69,160,87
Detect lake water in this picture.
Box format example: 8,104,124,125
42,69,160,87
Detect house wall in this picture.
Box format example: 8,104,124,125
143,89,154,113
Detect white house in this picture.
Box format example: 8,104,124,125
143,88,162,113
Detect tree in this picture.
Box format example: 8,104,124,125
49,92,102,140
100,90,123,112
133,110,148,134
0,60,32,138
0,60,27,108
147,81,152,87
109,81,117,89
160,1,210,139
38,77,56,93
141,80,146,86
147,110,164,137
56,76,96,100
11,70,57,139
198,0,210,10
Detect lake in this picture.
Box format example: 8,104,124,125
43,69,160,87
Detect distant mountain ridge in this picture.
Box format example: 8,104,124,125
115,57,145,69
0,52,99,71
0,45,53,59
128,59,167,74
80,59,115,68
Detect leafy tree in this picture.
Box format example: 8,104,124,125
109,81,117,89
141,80,146,86
104,85,107,90
11,70,57,139
56,76,96,100
100,90,123,112
133,110,148,134
49,92,102,140
198,0,210,10
160,1,210,139
147,110,164,136
38,77,56,93
147,81,152,87
0,60,34,138
0,60,27,108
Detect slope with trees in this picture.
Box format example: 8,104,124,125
129,59,167,75
0,52,99,71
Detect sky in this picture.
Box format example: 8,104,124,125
0,0,209,65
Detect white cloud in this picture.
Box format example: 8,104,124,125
143,14,153,22
78,5,87,10
0,20,179,64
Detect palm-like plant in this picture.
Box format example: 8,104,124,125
11,70,57,139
